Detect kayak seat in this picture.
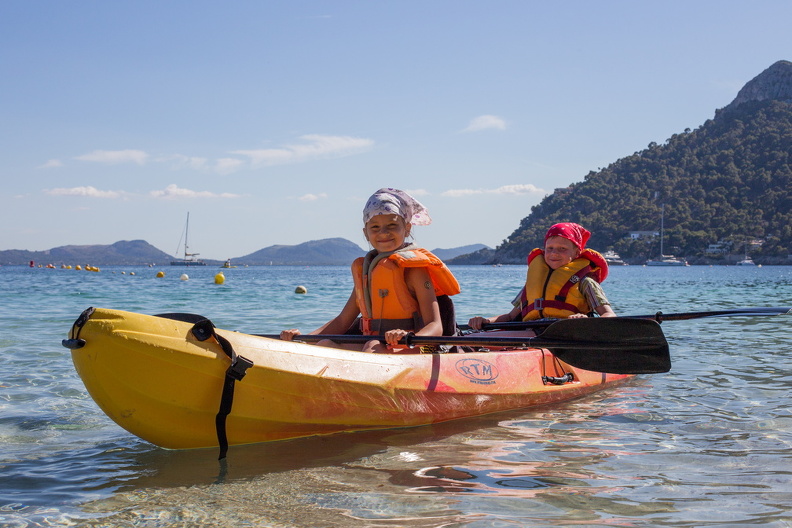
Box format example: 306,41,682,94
437,294,460,336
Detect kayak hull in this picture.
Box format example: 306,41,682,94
68,308,633,450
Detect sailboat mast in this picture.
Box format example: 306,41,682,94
184,212,190,259
659,204,664,257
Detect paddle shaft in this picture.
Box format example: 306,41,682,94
460,306,792,332
256,332,658,351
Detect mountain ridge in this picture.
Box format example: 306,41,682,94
0,238,489,266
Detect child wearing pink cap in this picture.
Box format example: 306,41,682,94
468,222,615,330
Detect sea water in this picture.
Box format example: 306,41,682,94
0,264,791,527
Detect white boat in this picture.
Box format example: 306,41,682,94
170,213,206,267
646,204,688,266
646,255,688,266
736,244,756,266
603,250,628,266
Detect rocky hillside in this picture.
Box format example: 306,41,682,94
478,60,792,265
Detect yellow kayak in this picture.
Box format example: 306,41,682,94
64,307,639,451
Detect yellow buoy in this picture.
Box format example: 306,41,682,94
214,272,225,285
180,274,189,281
294,285,308,294
156,271,165,278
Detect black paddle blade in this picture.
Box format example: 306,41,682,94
538,318,671,374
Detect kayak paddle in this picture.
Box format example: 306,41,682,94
256,317,671,375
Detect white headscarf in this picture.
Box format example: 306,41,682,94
362,188,432,226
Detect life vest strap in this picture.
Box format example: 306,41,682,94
555,265,592,301
361,316,420,335
522,298,583,317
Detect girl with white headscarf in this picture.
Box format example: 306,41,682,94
281,188,459,353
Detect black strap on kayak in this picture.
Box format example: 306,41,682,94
158,313,253,460
190,318,253,460
540,349,574,385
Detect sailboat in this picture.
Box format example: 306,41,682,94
646,204,688,266
170,213,206,266
736,256,756,266
736,242,756,266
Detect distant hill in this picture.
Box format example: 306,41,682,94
431,244,491,261
0,237,495,266
481,60,792,265
235,238,366,266
0,240,174,266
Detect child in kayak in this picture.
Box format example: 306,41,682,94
467,222,615,332
281,188,460,353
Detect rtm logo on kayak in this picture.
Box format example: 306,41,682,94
455,358,499,385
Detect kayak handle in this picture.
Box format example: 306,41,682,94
62,338,86,350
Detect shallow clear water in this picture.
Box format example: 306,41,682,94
1,264,791,527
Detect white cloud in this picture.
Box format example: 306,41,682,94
149,184,240,200
75,149,149,165
44,186,124,198
231,134,374,166
442,184,545,198
215,158,245,175
38,159,63,169
299,193,328,201
462,115,507,133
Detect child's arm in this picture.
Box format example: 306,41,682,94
408,267,443,337
572,278,616,318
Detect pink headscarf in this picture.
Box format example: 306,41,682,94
544,222,591,250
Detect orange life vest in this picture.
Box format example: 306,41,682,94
518,247,608,320
352,246,460,335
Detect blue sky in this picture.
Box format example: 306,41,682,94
2,1,789,260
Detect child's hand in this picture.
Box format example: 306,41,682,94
467,316,489,330
383,328,409,346
280,329,301,341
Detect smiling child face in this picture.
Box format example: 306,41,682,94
544,236,580,269
363,214,411,253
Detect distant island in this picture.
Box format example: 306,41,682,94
0,239,491,267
